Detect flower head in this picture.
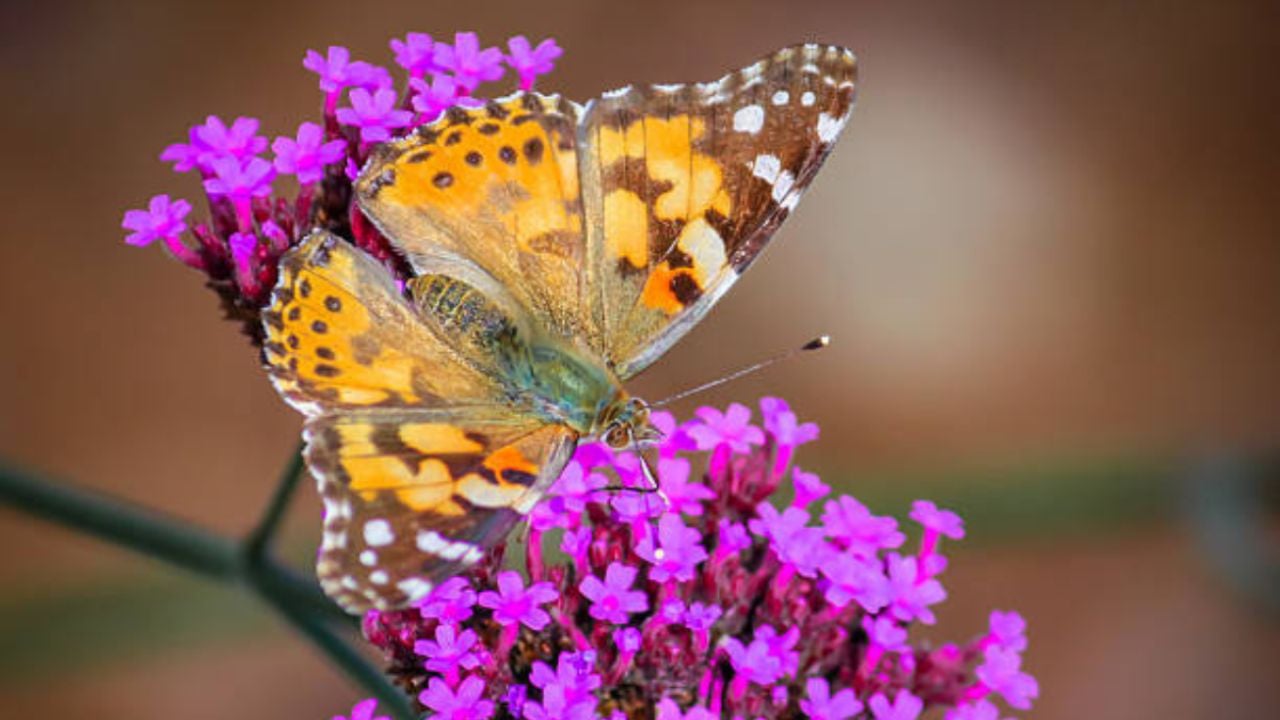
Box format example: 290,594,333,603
418,576,477,623
433,32,505,93
578,562,648,623
868,689,924,720
271,122,345,184
506,36,563,90
477,570,557,631
822,494,905,557
332,698,388,720
122,194,191,247
635,513,708,582
686,403,765,453
202,156,275,200
419,676,494,720
304,46,383,95
414,623,482,677
390,32,437,76
976,646,1040,710
336,87,414,143
801,677,864,720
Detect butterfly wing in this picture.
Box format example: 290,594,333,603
307,409,576,612
262,232,579,611
354,96,601,351
578,44,857,378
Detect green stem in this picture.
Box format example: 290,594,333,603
0,461,239,579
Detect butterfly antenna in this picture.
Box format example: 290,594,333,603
650,335,830,409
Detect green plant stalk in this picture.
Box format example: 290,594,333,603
0,454,417,719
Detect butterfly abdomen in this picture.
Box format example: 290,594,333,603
410,274,520,351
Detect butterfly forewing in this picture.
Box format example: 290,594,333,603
578,44,857,378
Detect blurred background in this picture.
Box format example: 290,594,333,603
1,0,1277,717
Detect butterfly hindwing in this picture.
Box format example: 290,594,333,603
579,44,857,378
306,408,577,612
355,96,599,349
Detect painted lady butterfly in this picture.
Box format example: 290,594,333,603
261,44,857,612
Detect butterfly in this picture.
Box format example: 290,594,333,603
260,43,857,612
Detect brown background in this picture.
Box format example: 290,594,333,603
2,0,1278,718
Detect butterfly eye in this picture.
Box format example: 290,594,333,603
604,424,630,449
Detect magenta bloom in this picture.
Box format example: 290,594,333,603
792,466,831,508
419,676,494,720
418,576,477,623
868,689,924,720
749,502,828,577
414,623,482,677
635,514,708,582
477,570,557,631
862,614,910,652
654,457,715,515
686,403,765,453
822,495,905,557
193,115,268,163
390,32,437,76
579,562,648,623
304,46,383,95
987,609,1028,652
945,700,1003,720
332,698,388,720
272,122,346,184
655,697,716,720
336,87,414,144
821,553,892,612
911,500,966,540
885,553,947,624
505,36,563,90
760,396,819,447
801,677,864,720
976,646,1040,710
122,194,191,247
722,624,799,686
202,156,276,200
433,31,505,93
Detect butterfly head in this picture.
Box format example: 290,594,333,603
599,395,660,450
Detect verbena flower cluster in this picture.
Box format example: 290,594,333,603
121,31,560,342
357,399,1039,720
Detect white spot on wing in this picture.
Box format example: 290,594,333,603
363,519,393,547
801,91,816,107
733,105,765,134
751,154,782,183
602,86,630,99
370,570,389,585
653,83,683,93
772,171,796,203
772,91,789,105
397,577,433,600
817,113,843,143
359,549,377,566
417,530,480,562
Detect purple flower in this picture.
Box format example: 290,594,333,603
885,553,946,624
635,514,708,582
478,570,557,631
615,626,642,653
272,122,346,184
193,115,268,163
686,403,765,454
801,677,864,720
550,460,608,513
122,194,191,247
655,698,717,720
716,519,752,557
976,646,1039,710
822,495,905,557
433,32,506,93
820,553,891,613
332,698,388,720
390,32,437,76
228,232,257,266
304,46,384,95
722,624,799,686
418,576,477,623
868,689,924,720
505,36,562,90
792,466,831,509
579,562,648,623
945,700,1004,720
655,457,715,515
559,525,593,558
987,610,1028,652
682,602,722,632
526,651,601,720
910,500,965,540
862,615,909,652
760,396,819,447
414,623,482,677
202,156,276,200
410,73,484,123
419,676,494,720
749,502,828,577
651,410,697,457
336,87,414,144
